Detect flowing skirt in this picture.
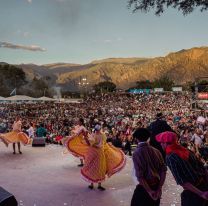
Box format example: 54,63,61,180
66,134,126,183
81,147,106,183
104,143,126,177
0,131,31,146
81,143,126,183
66,134,89,159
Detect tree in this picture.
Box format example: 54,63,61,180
93,81,117,93
153,76,174,91
135,80,153,89
128,0,208,15
0,64,27,96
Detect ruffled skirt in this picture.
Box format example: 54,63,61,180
0,131,31,146
66,134,126,183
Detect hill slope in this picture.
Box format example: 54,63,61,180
6,46,208,91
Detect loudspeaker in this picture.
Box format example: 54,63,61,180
32,137,46,147
0,187,17,206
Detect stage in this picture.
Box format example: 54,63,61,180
0,144,182,206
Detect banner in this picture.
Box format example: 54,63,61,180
154,88,164,92
198,92,208,99
172,87,183,92
128,89,151,94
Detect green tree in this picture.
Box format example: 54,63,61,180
135,80,153,89
93,81,117,93
29,77,52,97
153,76,174,91
0,64,27,96
128,0,208,15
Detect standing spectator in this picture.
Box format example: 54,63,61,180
131,128,167,206
156,131,208,206
27,123,35,138
149,112,172,159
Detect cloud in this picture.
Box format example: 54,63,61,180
0,41,46,52
15,30,30,38
27,0,32,3
104,39,112,43
103,37,123,44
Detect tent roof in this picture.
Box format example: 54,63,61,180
6,95,35,101
0,96,6,100
37,96,55,101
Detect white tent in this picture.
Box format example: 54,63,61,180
6,95,35,101
0,96,6,101
37,96,56,101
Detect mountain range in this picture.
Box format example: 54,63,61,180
3,46,208,91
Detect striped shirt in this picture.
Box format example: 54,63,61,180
166,152,207,186
133,142,167,183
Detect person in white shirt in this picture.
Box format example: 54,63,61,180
27,123,35,138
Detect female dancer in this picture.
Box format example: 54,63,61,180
67,123,126,190
0,117,30,154
66,118,89,167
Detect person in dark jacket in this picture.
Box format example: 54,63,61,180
148,112,172,159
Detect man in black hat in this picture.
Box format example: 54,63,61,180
148,112,172,159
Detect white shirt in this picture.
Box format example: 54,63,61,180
27,126,34,138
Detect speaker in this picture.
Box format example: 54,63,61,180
0,187,17,206
32,137,46,147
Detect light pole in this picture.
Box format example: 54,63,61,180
44,88,47,97
78,76,89,97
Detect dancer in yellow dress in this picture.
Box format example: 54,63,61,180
66,118,89,167
0,117,30,154
67,123,126,190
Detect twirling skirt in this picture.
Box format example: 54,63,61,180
81,144,126,183
66,134,126,183
0,131,31,146
66,134,89,159
81,146,106,183
104,143,126,177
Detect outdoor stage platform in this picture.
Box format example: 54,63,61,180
0,144,182,206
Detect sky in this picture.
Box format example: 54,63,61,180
0,0,208,65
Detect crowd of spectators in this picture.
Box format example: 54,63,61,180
0,92,207,166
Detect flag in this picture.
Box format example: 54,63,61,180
10,88,16,96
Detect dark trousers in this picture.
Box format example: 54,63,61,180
181,190,208,206
131,185,160,206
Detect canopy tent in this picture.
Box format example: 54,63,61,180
5,95,35,101
0,96,6,101
37,96,56,101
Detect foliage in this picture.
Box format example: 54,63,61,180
93,81,117,93
0,64,53,97
28,77,53,97
0,64,27,96
128,0,208,15
135,80,153,89
153,76,174,91
61,90,81,98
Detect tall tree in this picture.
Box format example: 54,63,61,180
135,80,153,89
153,76,174,91
93,81,117,93
128,0,208,15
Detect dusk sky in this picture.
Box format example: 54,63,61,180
0,0,208,65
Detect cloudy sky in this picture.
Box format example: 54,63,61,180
0,0,208,65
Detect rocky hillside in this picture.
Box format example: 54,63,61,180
7,46,208,90
56,47,208,89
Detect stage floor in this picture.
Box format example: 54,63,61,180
0,143,182,206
